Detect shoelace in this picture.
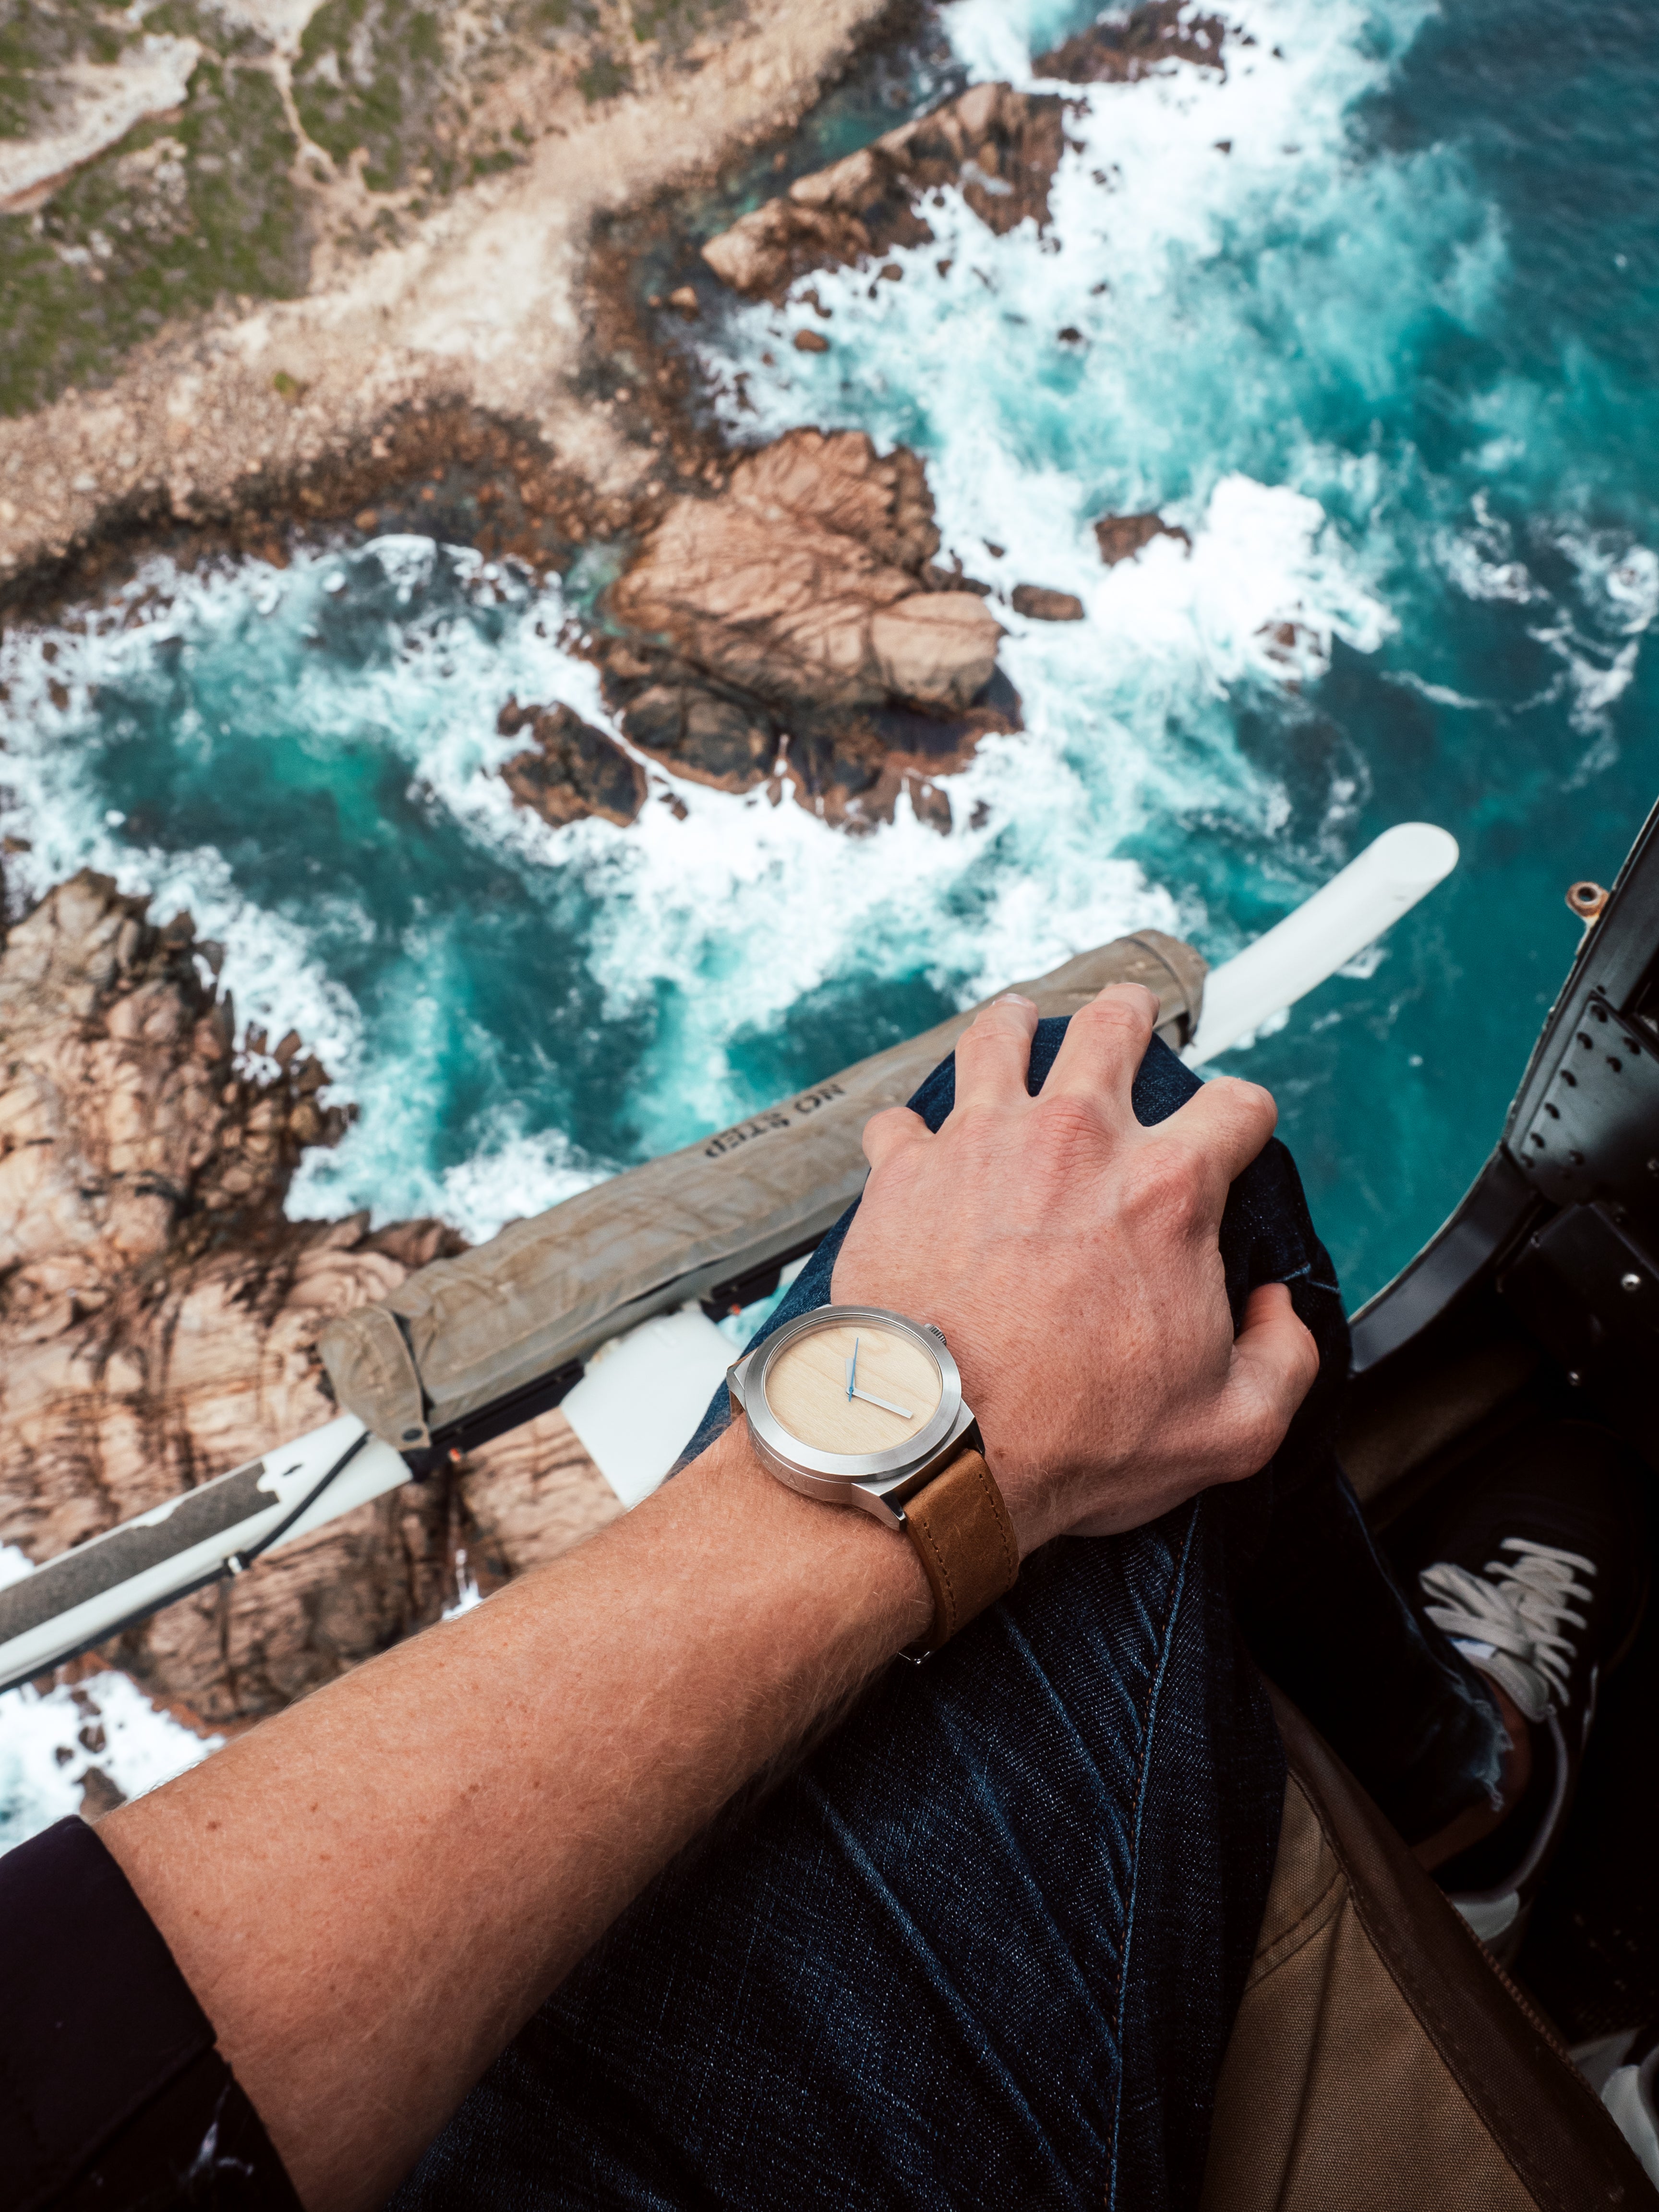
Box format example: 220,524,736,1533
1419,1538,1596,1722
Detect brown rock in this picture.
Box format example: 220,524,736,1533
920,561,992,595
0,872,615,1728
1034,0,1227,83
781,669,1025,832
667,285,699,317
598,430,1018,827
793,328,831,353
702,81,1067,302
608,428,1001,717
78,1767,127,1818
1255,618,1318,673
1010,584,1085,621
620,685,776,792
1093,511,1192,566
498,700,646,828
871,592,1004,702
457,1405,624,1584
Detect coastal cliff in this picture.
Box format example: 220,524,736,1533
0,872,618,1731
0,0,906,592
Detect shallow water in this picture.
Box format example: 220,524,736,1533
4,0,1658,1306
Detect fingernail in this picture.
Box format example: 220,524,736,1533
997,992,1035,1007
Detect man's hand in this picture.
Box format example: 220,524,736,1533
832,984,1320,1553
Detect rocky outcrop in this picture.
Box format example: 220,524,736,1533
0,872,352,1298
700,80,1068,301
1094,511,1192,566
1033,2,1228,84
698,6,1228,310
498,698,646,829
0,871,617,1728
1011,585,1084,621
610,430,969,707
605,668,779,794
601,428,1016,827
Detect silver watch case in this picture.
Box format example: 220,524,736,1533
728,1303,978,1530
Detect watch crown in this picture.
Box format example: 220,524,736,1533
925,1323,947,1346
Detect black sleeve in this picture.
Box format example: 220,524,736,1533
0,1816,301,2212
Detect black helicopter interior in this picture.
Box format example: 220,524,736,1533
1341,796,1659,2040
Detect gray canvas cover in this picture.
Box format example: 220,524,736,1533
318,932,1205,1447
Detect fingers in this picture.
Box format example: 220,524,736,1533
1039,983,1160,1111
1163,1073,1279,1190
1219,1284,1321,1473
951,992,1040,1111
862,1104,929,1171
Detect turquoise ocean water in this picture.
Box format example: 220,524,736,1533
3,0,1657,1309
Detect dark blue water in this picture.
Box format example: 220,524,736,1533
3,0,1656,1307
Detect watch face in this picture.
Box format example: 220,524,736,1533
761,1314,945,1460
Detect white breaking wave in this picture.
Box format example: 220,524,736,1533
692,0,1455,914
1431,502,1659,763
0,1546,223,1849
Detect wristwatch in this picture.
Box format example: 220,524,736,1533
728,1304,1018,1655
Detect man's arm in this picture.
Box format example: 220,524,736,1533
98,984,1317,2212
103,1423,933,2211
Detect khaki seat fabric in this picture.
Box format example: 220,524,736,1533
1202,1690,1657,2212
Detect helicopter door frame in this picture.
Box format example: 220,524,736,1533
1350,795,1659,1383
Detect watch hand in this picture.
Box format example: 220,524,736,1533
846,1334,860,1401
849,1386,914,1420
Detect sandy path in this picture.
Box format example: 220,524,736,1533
0,0,894,585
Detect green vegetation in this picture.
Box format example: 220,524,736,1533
1,0,135,136
576,48,627,101
140,0,271,58
629,0,729,52
293,0,452,192
0,58,305,416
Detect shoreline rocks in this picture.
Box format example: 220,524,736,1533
0,0,911,598
1032,1,1228,84
1094,510,1192,566
698,3,1230,310
701,80,1069,303
498,698,647,830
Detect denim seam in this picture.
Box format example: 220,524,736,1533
1106,1498,1202,2212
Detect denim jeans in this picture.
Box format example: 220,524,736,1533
392,1025,1502,2212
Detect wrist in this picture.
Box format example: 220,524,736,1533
690,1420,936,1654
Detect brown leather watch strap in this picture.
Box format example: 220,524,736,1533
902,1447,1019,1655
